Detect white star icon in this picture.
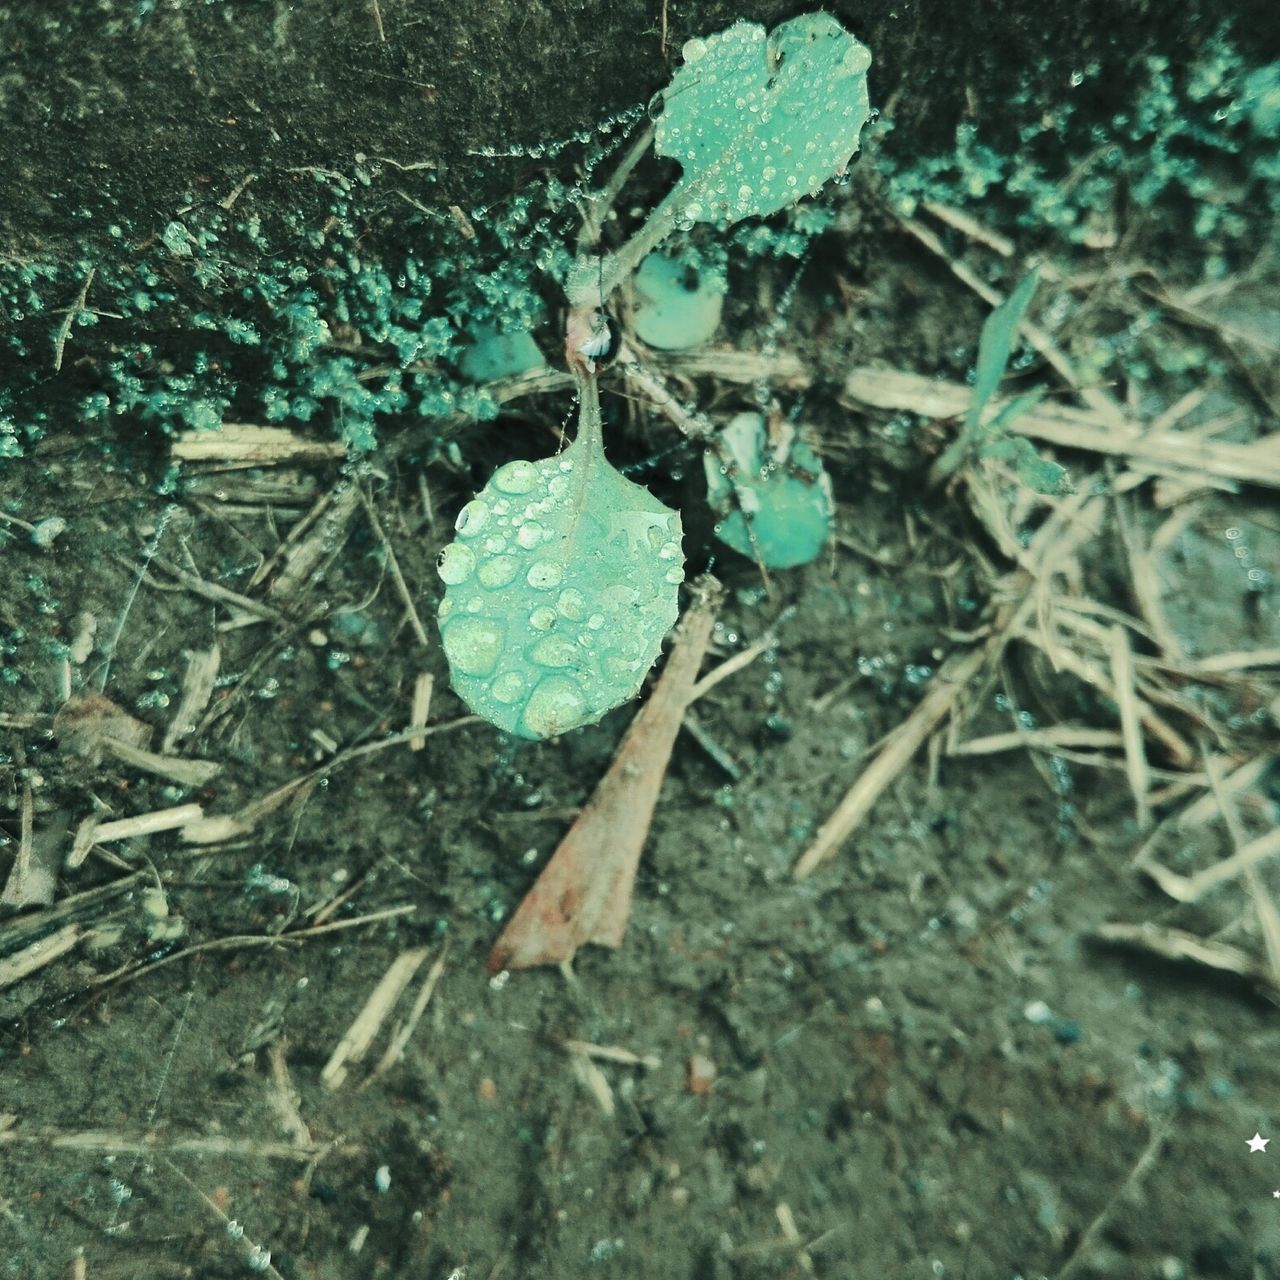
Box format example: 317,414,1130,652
1248,1133,1270,1153
1274,1190,1280,1199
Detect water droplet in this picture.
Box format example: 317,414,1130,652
517,521,547,549
529,635,579,667
526,561,563,590
441,616,503,677
664,566,684,584
455,499,490,537
556,588,587,620
587,613,605,630
490,671,524,703
494,460,540,494
529,606,557,630
658,542,680,561
548,474,571,499
436,543,475,585
683,36,707,62
477,555,519,588
522,675,588,737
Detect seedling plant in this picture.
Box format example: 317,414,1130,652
434,13,873,740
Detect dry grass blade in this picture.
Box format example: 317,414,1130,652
361,946,447,1089
0,754,50,908
794,639,993,878
1095,921,1275,994
171,423,346,465
841,365,1280,490
162,645,221,754
1138,825,1280,903
948,726,1124,757
489,577,723,972
797,480,1113,877
0,923,83,991
322,947,431,1089
1108,624,1151,829
0,1127,356,1161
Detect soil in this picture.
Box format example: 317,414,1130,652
3,3,1280,1279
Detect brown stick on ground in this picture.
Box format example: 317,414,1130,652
489,577,723,973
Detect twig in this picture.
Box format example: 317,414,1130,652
0,1128,355,1161
361,946,448,1088
794,638,994,878
358,488,430,648
52,267,95,373
1050,1124,1169,1280
321,947,430,1090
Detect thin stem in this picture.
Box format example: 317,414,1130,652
567,185,684,309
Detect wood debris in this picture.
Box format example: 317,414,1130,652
489,576,723,971
321,947,431,1090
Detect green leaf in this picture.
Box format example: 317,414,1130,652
457,322,546,383
632,252,724,350
979,434,1074,496
436,382,683,739
656,15,873,226
704,412,833,568
969,270,1039,430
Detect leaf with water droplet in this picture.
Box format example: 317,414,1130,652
705,412,833,568
632,252,725,350
437,382,683,738
656,14,872,226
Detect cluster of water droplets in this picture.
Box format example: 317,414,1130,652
436,446,683,739
656,15,872,229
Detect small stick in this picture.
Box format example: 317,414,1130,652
69,804,204,868
52,267,95,373
1108,624,1151,829
0,923,81,990
948,726,1123,757
1140,825,1280,903
171,423,345,465
561,1039,661,1070
321,947,431,1089
358,489,430,648
408,672,434,750
1205,752,1280,986
1177,755,1270,830
0,1127,358,1161
100,739,220,788
1096,920,1273,991
0,753,49,908
162,645,221,755
361,946,448,1089
794,639,993,878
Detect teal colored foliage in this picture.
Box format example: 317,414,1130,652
631,251,725,350
655,14,872,225
705,412,833,568
0,125,640,463
880,30,1280,254
934,271,1070,496
435,381,682,740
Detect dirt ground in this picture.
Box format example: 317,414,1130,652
3,2,1280,1278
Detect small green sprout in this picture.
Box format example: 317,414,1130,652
631,251,725,351
934,270,1072,496
439,14,874,738
704,412,833,569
